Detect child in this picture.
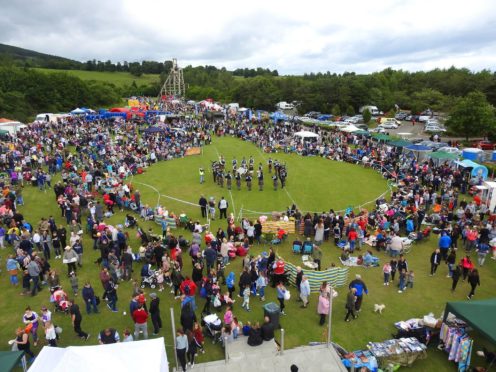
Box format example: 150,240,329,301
406,270,415,289
382,261,392,286
70,271,79,296
156,269,165,292
192,322,205,354
232,317,242,339
21,270,31,295
241,284,251,311
242,321,252,336
398,269,406,293
123,328,134,342
45,320,57,347
390,259,398,282
256,271,268,301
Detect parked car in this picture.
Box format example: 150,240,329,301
378,122,398,129
424,125,447,133
369,127,386,133
471,140,496,150
395,112,409,120
437,146,462,155
419,140,448,150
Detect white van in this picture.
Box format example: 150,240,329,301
276,101,295,110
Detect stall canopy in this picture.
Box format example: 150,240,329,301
454,159,489,180
294,130,320,139
372,133,391,142
405,144,431,152
70,108,86,115
389,139,412,148
428,151,459,160
340,124,360,133
29,338,168,372
444,298,496,344
0,350,25,372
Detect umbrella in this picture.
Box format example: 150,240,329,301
389,139,412,148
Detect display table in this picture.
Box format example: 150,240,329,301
341,349,378,371
367,337,427,367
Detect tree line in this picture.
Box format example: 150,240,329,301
0,65,121,122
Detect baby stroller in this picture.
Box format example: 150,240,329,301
202,313,223,344
140,263,158,288
52,288,69,314
140,271,158,289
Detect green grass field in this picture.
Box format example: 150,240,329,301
32,68,160,87
0,136,494,371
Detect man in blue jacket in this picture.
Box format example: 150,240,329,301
349,274,368,312
438,232,452,261
204,245,218,272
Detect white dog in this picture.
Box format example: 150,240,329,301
374,304,386,314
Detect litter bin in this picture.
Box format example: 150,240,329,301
263,302,281,329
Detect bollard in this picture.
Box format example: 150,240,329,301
327,286,333,347
224,336,229,363
170,308,179,372
280,328,285,355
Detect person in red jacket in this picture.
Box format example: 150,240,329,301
347,228,358,252
180,277,197,297
460,255,474,281
132,304,149,340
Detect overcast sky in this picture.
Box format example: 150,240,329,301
1,0,495,74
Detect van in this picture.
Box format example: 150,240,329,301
276,101,295,110
378,117,401,125
359,105,380,116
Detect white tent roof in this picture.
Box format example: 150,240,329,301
29,338,168,372
0,122,27,134
294,130,319,138
340,124,360,133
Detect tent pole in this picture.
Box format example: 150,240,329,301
327,286,333,348
170,307,179,372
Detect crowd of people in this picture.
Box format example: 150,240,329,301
1,101,495,370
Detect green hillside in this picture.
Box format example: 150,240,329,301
0,43,81,69
33,68,160,87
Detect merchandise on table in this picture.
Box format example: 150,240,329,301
341,349,378,372
367,337,427,367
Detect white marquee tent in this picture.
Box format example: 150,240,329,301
294,130,320,139
340,124,360,133
29,338,168,372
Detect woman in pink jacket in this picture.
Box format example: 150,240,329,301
317,293,330,325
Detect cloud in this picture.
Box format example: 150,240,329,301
1,0,495,74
